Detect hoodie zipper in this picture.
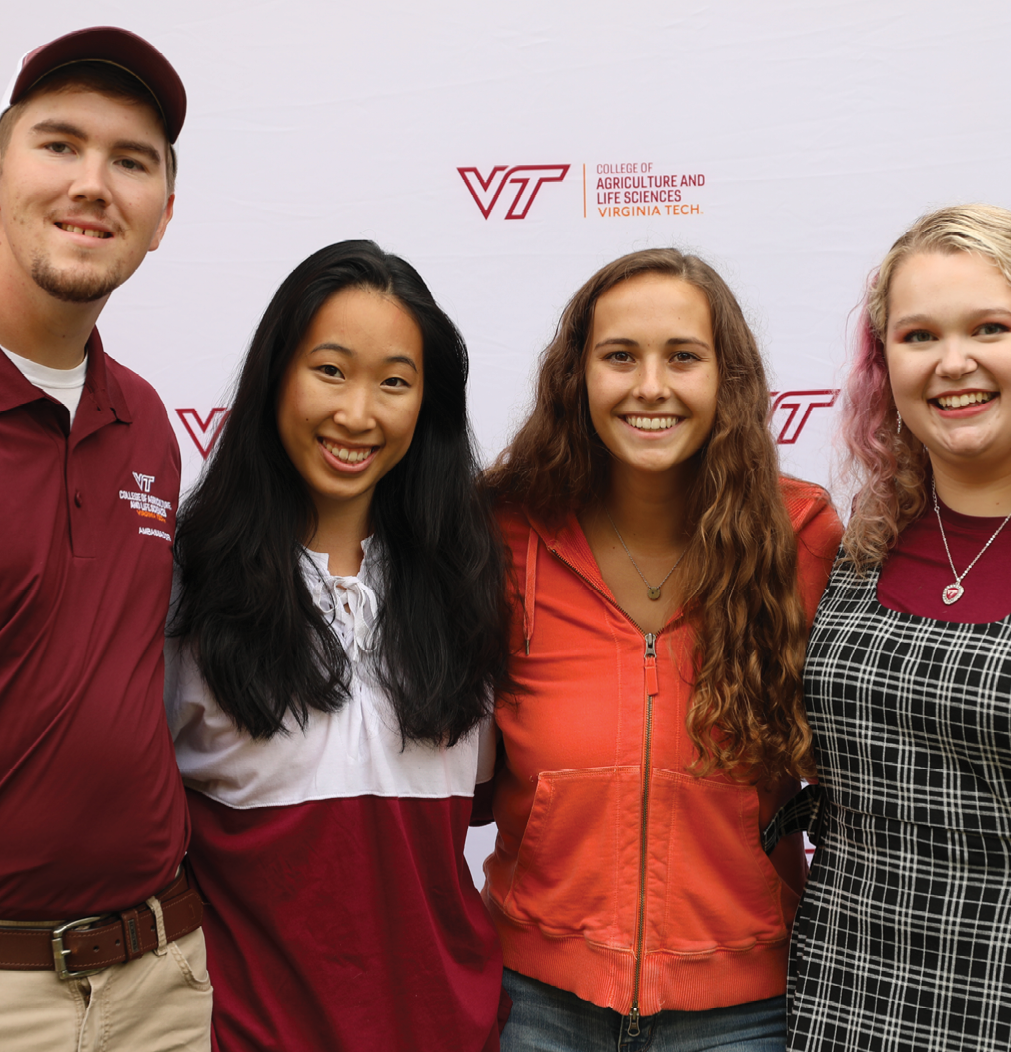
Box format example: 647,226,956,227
627,630,657,1037
546,546,663,1034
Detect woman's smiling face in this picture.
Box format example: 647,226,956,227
886,250,1011,480
584,272,719,484
276,286,424,525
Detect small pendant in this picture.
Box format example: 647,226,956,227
647,586,662,601
942,582,964,605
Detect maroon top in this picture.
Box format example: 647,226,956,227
188,794,504,1052
878,496,1011,624
0,332,189,918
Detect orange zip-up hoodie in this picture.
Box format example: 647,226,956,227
484,478,841,1020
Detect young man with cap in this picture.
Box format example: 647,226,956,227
0,27,210,1051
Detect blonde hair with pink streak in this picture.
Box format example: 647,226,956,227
842,203,1011,569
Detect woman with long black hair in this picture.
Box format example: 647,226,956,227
166,241,511,1051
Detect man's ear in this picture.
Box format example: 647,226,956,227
148,193,175,253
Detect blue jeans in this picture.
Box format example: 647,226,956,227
500,969,786,1052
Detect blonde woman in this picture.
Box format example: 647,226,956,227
789,205,1011,1052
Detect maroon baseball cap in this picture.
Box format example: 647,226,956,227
2,26,186,142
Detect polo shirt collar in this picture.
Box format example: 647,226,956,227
0,329,132,436
81,330,132,425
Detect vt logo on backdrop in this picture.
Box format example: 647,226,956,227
458,160,707,219
457,165,570,219
176,408,230,459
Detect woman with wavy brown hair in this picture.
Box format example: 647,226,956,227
482,248,841,1051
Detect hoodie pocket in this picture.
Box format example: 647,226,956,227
652,769,792,951
500,766,641,947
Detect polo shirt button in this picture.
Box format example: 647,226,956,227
74,490,83,507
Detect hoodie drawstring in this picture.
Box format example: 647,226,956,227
523,527,538,655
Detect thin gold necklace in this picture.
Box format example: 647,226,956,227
605,509,686,601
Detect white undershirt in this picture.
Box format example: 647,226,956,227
1,346,88,424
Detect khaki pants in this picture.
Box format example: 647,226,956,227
0,927,212,1052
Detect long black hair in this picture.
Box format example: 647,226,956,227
172,240,512,743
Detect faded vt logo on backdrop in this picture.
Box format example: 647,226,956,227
769,391,838,444
457,165,569,219
176,408,230,459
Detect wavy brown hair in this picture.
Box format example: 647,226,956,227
841,204,1011,570
486,248,815,780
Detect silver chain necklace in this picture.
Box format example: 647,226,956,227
932,478,1011,605
605,509,686,601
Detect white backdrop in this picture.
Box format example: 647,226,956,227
6,0,1010,879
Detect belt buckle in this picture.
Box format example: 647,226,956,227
51,915,104,980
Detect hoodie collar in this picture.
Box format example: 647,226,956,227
524,507,610,594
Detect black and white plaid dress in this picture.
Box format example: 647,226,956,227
788,558,1011,1052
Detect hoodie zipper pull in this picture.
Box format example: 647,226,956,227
627,1005,641,1038
644,632,658,698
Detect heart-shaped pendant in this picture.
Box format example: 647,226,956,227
942,582,964,605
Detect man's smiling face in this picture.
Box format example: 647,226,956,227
0,86,174,304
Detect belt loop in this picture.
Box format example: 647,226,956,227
119,907,144,961
145,896,168,956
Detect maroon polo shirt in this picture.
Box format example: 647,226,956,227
0,331,189,919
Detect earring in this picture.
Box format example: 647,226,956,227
896,412,903,435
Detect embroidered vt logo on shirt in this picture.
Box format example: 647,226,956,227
119,472,173,541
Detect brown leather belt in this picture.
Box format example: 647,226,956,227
0,867,203,979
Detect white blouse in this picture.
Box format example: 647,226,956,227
166,541,494,810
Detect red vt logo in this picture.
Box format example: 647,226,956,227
769,390,838,444
457,165,569,219
176,408,230,459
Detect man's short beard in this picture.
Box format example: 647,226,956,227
31,255,124,303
